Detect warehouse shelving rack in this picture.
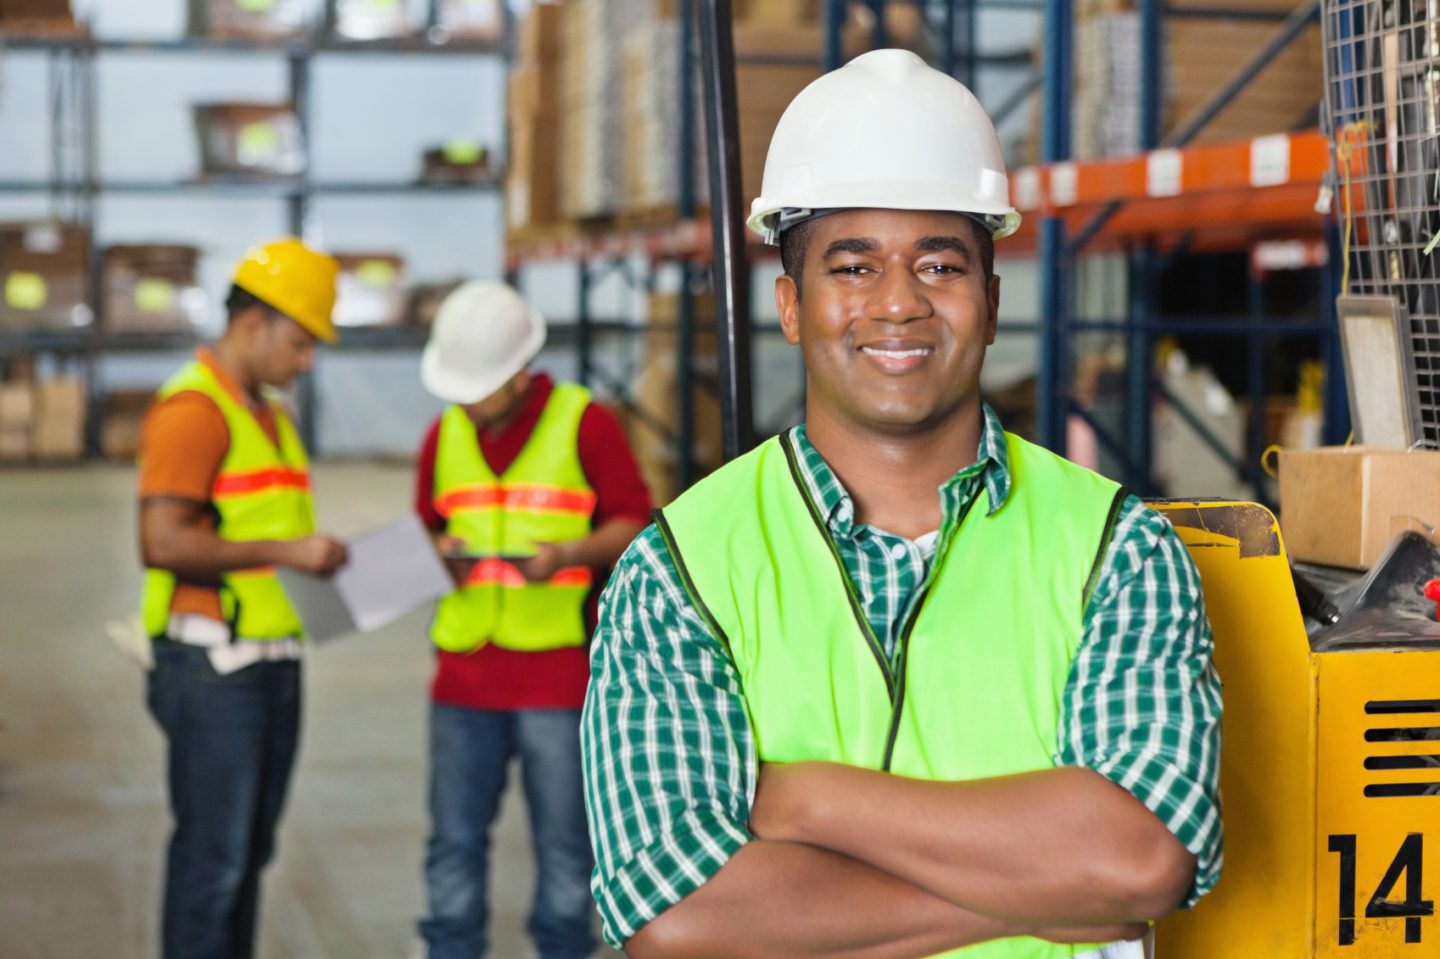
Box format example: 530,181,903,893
505,0,1046,492
0,1,511,456
1029,0,1349,504
503,0,1349,504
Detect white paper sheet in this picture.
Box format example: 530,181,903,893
278,515,454,642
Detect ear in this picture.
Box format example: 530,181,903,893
513,368,533,393
776,275,802,346
985,275,1001,346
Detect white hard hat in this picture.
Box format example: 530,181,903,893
421,280,546,405
747,48,1021,245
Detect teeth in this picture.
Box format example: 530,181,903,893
861,346,932,359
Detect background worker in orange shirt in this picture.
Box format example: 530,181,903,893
136,238,348,959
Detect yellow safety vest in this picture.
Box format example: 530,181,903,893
140,359,315,641
429,382,596,653
660,431,1126,959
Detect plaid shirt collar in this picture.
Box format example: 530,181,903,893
789,401,1013,539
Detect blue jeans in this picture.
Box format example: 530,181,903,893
146,642,301,959
419,704,596,959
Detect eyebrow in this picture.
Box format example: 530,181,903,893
915,235,972,257
823,238,879,258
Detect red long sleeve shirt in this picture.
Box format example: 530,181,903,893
415,373,652,710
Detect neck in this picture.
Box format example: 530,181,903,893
804,398,985,541
210,337,262,403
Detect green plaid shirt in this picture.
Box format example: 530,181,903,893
582,405,1223,947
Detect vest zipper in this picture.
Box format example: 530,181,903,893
880,583,931,771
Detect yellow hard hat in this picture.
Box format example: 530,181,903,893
231,237,340,343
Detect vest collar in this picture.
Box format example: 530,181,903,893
789,402,1014,540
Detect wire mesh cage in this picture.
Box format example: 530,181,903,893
1322,0,1440,445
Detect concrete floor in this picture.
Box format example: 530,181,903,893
0,463,620,958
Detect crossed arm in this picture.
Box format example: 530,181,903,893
625,763,1186,959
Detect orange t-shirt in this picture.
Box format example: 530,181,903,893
137,348,281,623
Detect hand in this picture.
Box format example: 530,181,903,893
435,533,467,556
285,534,349,577
514,541,572,583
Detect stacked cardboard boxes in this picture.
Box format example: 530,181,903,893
187,0,309,40
623,293,723,505
333,253,407,328
0,222,92,333
103,244,207,334
100,389,154,460
0,0,79,35
1062,1,1322,162
557,0,654,221
506,3,564,236
193,103,305,178
435,0,503,41
0,380,34,462
333,0,412,40
30,377,85,462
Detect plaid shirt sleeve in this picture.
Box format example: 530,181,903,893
1058,494,1224,908
581,526,756,947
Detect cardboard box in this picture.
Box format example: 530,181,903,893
507,112,562,229
100,389,153,460
508,63,560,120
103,244,206,334
193,103,305,178
517,1,563,63
332,253,406,328
0,382,35,428
30,377,86,462
620,293,723,504
333,0,412,40
188,0,310,39
0,222,92,333
1278,446,1440,570
0,0,79,34
0,430,29,462
436,0,503,41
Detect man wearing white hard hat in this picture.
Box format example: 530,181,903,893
581,50,1221,958
413,280,650,959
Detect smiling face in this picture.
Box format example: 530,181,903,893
776,208,1001,438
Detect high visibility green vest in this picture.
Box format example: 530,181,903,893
429,382,596,653
659,431,1125,959
140,359,315,641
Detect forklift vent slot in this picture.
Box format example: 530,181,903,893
1365,755,1440,770
1365,727,1440,742
1366,700,1440,714
1364,783,1440,798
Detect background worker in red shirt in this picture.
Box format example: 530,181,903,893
412,280,650,959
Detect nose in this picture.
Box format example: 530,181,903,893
867,265,931,324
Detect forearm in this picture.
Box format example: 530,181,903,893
564,517,645,569
759,764,1194,927
625,839,1018,959
145,525,297,581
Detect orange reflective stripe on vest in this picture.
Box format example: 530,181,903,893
212,466,311,499
435,483,597,518
463,559,595,590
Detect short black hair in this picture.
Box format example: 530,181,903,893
225,284,277,325
779,213,995,300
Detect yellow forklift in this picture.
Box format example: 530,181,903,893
688,0,1440,954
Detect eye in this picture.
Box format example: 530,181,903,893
831,263,871,276
922,262,964,275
